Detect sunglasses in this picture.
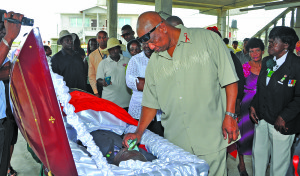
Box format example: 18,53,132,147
137,21,163,43
121,32,132,38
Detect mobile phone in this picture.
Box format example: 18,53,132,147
105,76,111,85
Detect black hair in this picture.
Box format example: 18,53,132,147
121,24,133,31
44,45,50,51
166,16,184,26
73,33,81,49
245,38,265,52
96,30,108,37
243,38,250,42
223,38,229,44
269,26,299,52
232,41,238,45
127,39,141,52
87,38,97,56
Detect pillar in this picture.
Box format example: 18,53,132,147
265,29,268,48
155,0,172,18
291,8,295,28
97,13,99,30
217,9,227,38
282,15,285,26
295,7,300,39
107,0,118,38
50,38,59,55
82,11,86,42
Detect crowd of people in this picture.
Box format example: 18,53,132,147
1,10,300,176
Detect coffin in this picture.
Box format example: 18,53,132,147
9,28,209,176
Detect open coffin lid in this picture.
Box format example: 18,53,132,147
9,28,209,175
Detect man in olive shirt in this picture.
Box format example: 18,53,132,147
123,12,239,176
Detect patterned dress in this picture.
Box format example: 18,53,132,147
237,62,258,155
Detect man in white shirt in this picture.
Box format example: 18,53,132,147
126,42,164,136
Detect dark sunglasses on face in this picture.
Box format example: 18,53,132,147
137,21,163,43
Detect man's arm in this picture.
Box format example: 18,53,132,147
0,12,23,66
88,54,99,95
222,82,239,143
136,77,145,91
122,106,157,147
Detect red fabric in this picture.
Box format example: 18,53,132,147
227,143,238,159
67,91,138,126
293,155,299,176
138,144,148,152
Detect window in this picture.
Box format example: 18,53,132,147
70,17,90,27
118,18,130,28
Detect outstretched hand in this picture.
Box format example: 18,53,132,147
122,132,142,148
222,115,239,144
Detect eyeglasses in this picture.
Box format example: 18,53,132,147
121,32,132,38
137,21,163,43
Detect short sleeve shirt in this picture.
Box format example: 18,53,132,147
96,54,131,108
0,57,9,119
142,26,238,155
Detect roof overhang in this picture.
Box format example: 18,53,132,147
117,0,282,15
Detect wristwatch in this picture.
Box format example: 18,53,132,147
225,111,238,119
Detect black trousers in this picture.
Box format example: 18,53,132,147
0,118,14,175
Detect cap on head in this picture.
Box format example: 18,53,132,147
101,38,126,55
57,30,76,45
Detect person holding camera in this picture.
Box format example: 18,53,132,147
0,11,22,176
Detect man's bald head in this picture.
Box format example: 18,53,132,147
136,11,164,38
166,16,184,27
136,11,180,53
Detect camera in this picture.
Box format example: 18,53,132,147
0,9,34,26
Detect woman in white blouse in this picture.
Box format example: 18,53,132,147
126,42,164,136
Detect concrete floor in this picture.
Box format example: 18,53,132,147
11,130,267,176
10,131,40,176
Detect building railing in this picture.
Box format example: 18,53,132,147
252,7,295,47
84,27,107,31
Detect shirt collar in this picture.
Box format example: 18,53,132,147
274,51,288,67
157,25,192,60
61,48,75,56
107,54,124,62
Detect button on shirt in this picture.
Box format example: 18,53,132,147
142,26,238,155
126,51,162,120
266,52,288,85
0,57,9,119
